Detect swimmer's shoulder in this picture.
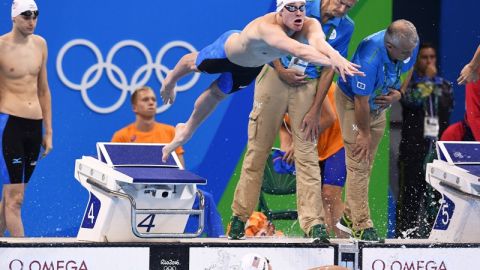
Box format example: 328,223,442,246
0,33,9,46
255,13,284,35
0,34,9,53
28,35,47,55
31,34,47,47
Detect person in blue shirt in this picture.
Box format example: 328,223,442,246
229,0,358,243
335,19,419,242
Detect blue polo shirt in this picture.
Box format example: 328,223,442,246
337,30,419,112
279,0,355,79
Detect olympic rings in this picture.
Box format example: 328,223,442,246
56,39,200,114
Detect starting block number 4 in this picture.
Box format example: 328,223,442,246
81,193,101,229
80,194,159,233
138,214,156,232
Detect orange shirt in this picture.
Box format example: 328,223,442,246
284,83,343,161
111,122,184,155
316,83,343,160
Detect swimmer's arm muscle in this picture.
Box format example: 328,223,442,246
259,23,331,66
304,19,341,59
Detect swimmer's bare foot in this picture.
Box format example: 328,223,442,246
162,123,193,162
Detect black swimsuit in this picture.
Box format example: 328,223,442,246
0,113,42,184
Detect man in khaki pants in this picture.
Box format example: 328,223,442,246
335,20,419,242
228,0,360,243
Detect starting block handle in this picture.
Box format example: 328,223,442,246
86,178,136,207
85,178,205,238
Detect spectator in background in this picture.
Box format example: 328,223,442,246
111,86,224,237
112,86,185,165
396,43,453,238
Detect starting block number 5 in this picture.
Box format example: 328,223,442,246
433,195,455,230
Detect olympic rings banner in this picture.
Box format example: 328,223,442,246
0,0,272,236
56,39,200,114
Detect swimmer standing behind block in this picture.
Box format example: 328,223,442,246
160,0,364,161
0,0,53,237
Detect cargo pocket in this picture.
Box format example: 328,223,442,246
248,103,262,141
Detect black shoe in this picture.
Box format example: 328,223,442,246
308,224,330,243
227,216,246,240
352,227,380,242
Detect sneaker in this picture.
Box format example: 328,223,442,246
227,216,246,240
308,224,330,243
352,227,380,242
336,214,353,235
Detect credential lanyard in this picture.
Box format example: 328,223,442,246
383,62,402,91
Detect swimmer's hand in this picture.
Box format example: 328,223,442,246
330,52,364,82
160,82,176,104
457,62,479,85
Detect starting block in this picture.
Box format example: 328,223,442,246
426,141,480,243
74,143,207,242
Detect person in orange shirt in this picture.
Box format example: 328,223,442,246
111,86,185,167
280,83,346,237
111,86,224,237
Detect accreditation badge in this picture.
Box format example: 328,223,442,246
287,57,308,74
424,116,439,138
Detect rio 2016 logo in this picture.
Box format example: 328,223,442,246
56,39,200,114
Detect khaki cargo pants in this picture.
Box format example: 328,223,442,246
334,87,387,231
231,65,326,234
